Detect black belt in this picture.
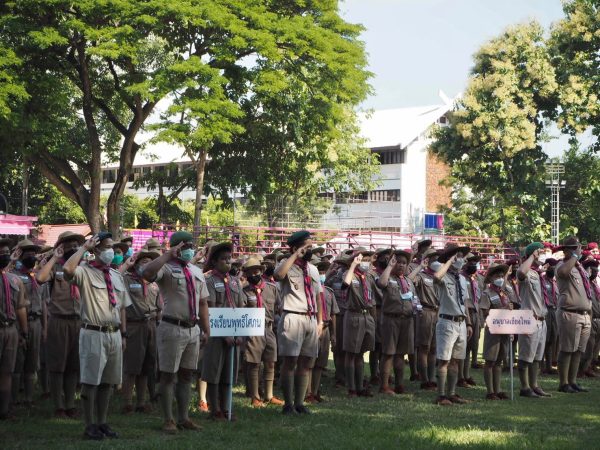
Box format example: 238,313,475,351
27,315,41,321
383,312,412,319
547,306,557,310
469,308,477,313
51,314,80,320
0,320,15,328
561,308,590,315
162,316,196,328
127,316,156,323
439,314,466,323
81,323,119,333
422,304,438,311
283,310,314,317
348,309,370,314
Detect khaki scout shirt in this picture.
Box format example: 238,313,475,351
72,264,132,326
434,271,467,317
541,275,558,308
154,260,209,321
0,272,29,322
277,259,322,313
413,271,439,309
123,272,161,320
462,272,480,311
321,285,339,321
11,269,43,316
379,274,415,316
325,269,346,311
342,269,376,311
205,273,246,308
556,261,592,312
590,280,600,318
369,269,385,308
518,270,547,318
48,261,79,316
244,282,278,324
479,287,511,313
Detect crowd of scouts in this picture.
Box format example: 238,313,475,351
0,229,599,440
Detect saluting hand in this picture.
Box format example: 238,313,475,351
167,242,185,258
83,236,100,251
295,243,312,258
388,254,397,267
10,248,22,263
352,253,363,267
54,244,64,259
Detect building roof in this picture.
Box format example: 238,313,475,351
35,224,92,247
0,214,38,236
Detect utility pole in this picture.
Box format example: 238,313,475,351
22,161,29,216
545,162,565,246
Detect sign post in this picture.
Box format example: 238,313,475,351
208,308,265,421
486,309,536,400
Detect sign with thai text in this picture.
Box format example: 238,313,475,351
486,309,537,334
208,308,265,337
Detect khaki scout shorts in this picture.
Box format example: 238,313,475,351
124,320,157,376
343,311,375,354
277,313,318,358
201,337,239,384
157,322,200,373
14,319,42,375
557,310,591,353
483,327,509,362
315,326,331,368
0,325,18,375
245,326,277,364
47,316,81,373
436,318,467,361
416,309,437,349
518,319,547,363
79,328,123,386
381,315,414,356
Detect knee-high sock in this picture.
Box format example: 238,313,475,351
135,375,148,407
39,365,49,394
49,372,64,410
447,365,458,396
80,384,97,427
159,378,176,421
335,350,345,383
198,379,207,403
394,357,405,388
264,365,275,401
96,383,112,425
409,353,417,377
369,349,379,380
417,351,428,383
0,375,12,417
23,374,34,403
463,358,471,379
345,356,356,392
483,366,493,394
380,357,392,390
147,368,156,400
457,359,465,380
122,374,135,406
175,382,191,423
558,351,571,386
248,364,260,400
493,365,502,393
219,383,229,412
312,367,323,395
293,372,309,406
280,370,294,406
64,372,78,410
437,365,448,397
428,353,436,383
206,383,220,414
568,352,582,385
10,373,20,404
355,356,365,392
518,360,530,390
529,361,540,389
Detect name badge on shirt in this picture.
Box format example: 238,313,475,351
490,295,501,306
56,271,64,277
20,276,29,281
333,283,342,290
352,280,360,286
129,283,142,290
389,280,398,286
401,292,413,301
247,295,257,302
172,269,182,274
214,282,225,289
424,278,433,286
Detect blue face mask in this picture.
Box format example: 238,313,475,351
15,260,23,270
180,248,195,262
319,275,326,284
125,248,134,258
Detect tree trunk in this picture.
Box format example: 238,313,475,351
193,150,208,243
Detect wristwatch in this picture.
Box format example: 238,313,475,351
121,331,129,338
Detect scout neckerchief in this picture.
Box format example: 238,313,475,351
212,270,235,308
19,265,40,294
320,290,329,321
397,274,410,294
452,271,465,307
510,277,521,301
575,262,593,300
589,276,600,302
541,273,557,307
175,260,198,319
1,270,14,318
58,258,80,302
532,266,550,307
262,275,275,283
89,261,117,307
249,279,265,308
129,269,148,297
490,284,509,308
293,259,317,315
462,270,479,305
353,267,371,306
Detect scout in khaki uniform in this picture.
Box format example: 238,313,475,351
479,264,511,400
145,238,163,254
10,239,47,408
306,260,339,402
369,248,391,386
580,259,600,377
458,253,482,387
0,238,29,420
121,248,161,414
142,231,210,433
242,257,284,407
274,230,323,415
555,236,592,393
377,249,418,395
121,236,134,259
36,231,85,418
341,247,376,398
433,243,473,406
409,248,441,390
63,232,131,440
542,258,560,374
201,242,246,420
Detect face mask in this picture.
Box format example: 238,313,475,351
302,249,313,262
429,261,442,272
112,254,124,266
180,248,195,262
83,251,91,260
538,254,547,265
99,249,114,265
476,262,481,271
264,266,275,277
125,248,134,258
546,268,555,278
63,248,78,260
465,265,477,275
359,262,370,272
572,251,581,260
0,254,10,269
319,274,326,284
493,278,504,287
247,274,262,285
452,258,465,270
21,256,37,269
229,267,240,277
15,260,23,270
136,265,145,277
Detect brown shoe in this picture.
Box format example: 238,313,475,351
54,408,68,419
457,379,470,388
65,408,80,419
379,386,396,395
251,397,265,408
177,419,203,431
486,393,500,400
135,404,153,414
347,390,358,398
465,377,477,386
304,393,318,404
197,400,209,412
448,394,470,404
394,385,405,394
122,404,134,415
584,369,597,378
435,396,453,406
496,392,509,400
162,419,178,434
358,389,374,398
314,393,325,403
209,411,227,421
266,396,284,406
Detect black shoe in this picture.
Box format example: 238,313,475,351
558,384,577,393
519,388,539,398
294,404,311,415
532,387,552,397
282,404,298,415
83,425,104,441
98,423,118,438
570,384,589,392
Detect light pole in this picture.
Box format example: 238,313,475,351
545,162,565,246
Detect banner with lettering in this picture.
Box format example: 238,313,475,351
208,308,265,337
486,309,537,335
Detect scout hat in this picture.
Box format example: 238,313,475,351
466,252,482,262
169,231,193,247
422,248,440,260
204,242,234,271
55,231,85,247
145,238,161,250
316,261,331,272
287,230,311,247
15,239,41,253
438,242,470,263
393,248,412,261
415,238,432,250
97,231,112,244
121,236,134,244
135,246,160,262
242,257,265,272
352,246,374,257
312,246,326,256
524,242,544,257
555,236,581,252
374,248,392,258
545,258,559,267
485,264,509,283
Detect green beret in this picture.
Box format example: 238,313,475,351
287,230,311,247
97,231,112,243
170,231,193,246
525,242,544,257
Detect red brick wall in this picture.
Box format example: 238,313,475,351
426,152,451,211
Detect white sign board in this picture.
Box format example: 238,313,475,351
208,308,265,337
486,309,537,335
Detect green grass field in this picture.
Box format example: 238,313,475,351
2,362,600,449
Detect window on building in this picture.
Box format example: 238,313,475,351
374,148,405,165
142,166,152,176
102,169,116,183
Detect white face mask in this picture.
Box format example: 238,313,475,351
452,258,465,270
429,261,442,272
319,274,326,284
538,254,548,265
359,262,370,272
493,278,504,287
99,249,114,265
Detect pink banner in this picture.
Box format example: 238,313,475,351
485,309,537,335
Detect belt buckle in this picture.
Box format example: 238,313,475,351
107,325,117,333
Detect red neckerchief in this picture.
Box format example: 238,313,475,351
397,274,409,293
89,261,117,307
541,273,557,307
293,259,316,315
490,284,509,308
129,270,148,297
1,270,14,318
532,267,550,307
173,259,197,320
591,278,600,302
59,259,80,302
249,279,265,308
510,277,521,301
353,268,371,305
19,266,40,293
575,262,593,300
212,270,235,308
262,275,275,283
462,270,479,305
320,290,329,320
